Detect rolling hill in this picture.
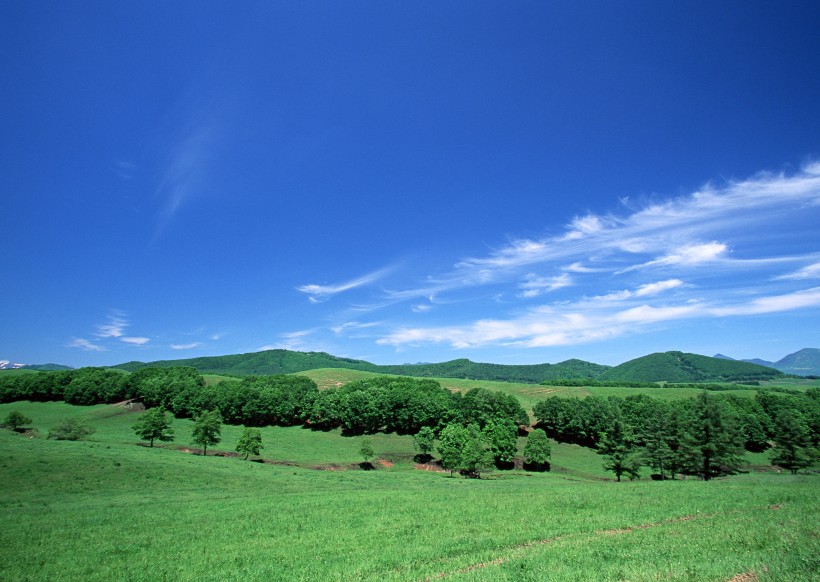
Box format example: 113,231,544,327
112,348,790,384
598,351,783,383
113,350,608,384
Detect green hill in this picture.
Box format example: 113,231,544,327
113,349,380,376
376,357,608,383
597,351,784,383
113,350,608,384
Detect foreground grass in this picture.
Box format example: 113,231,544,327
0,402,817,581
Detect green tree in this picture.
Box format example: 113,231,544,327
482,419,518,467
192,410,222,455
359,438,375,464
3,410,32,432
438,423,469,476
597,417,641,482
235,427,263,460
132,407,174,447
523,428,551,470
48,417,96,441
459,425,495,478
770,410,817,474
413,426,436,461
639,407,676,479
684,392,745,480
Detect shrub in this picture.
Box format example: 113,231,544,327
48,417,96,441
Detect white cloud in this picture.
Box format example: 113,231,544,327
372,163,820,311
68,338,105,352
94,312,128,338
518,273,573,298
121,337,150,346
711,287,820,316
298,267,393,302
377,286,820,351
634,279,684,297
776,262,820,280
628,242,728,271
171,342,201,350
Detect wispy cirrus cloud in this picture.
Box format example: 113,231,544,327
154,123,216,237
776,262,820,280
94,312,128,338
368,163,820,352
69,311,152,351
171,342,202,350
373,162,820,304
67,337,105,352
298,267,393,303
377,286,820,350
518,273,573,298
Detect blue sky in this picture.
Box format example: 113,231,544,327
2,2,819,368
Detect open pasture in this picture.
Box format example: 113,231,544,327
1,401,817,581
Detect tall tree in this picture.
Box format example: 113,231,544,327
438,423,469,476
192,410,222,456
458,425,495,478
684,392,745,480
132,407,174,447
770,410,817,474
482,419,518,467
597,417,641,482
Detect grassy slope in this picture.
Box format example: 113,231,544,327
112,349,608,383
1,401,817,581
599,351,783,383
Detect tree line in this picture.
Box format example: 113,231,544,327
2,367,816,479
534,390,819,479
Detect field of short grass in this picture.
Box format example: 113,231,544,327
2,401,818,581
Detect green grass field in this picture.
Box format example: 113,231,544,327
1,401,817,581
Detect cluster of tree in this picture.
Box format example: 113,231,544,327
534,390,819,479
540,379,772,391
0,367,319,427
420,422,550,478
0,368,129,404
307,377,528,435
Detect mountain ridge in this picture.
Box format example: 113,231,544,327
713,348,820,376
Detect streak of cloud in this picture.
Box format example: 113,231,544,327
298,267,394,303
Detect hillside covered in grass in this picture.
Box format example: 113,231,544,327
598,351,784,383
1,400,817,581
113,350,609,384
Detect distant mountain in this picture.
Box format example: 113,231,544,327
743,358,777,368
0,360,72,371
598,351,783,383
713,348,819,376
112,349,609,384
774,348,820,376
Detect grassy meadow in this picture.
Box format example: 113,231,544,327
1,399,818,581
